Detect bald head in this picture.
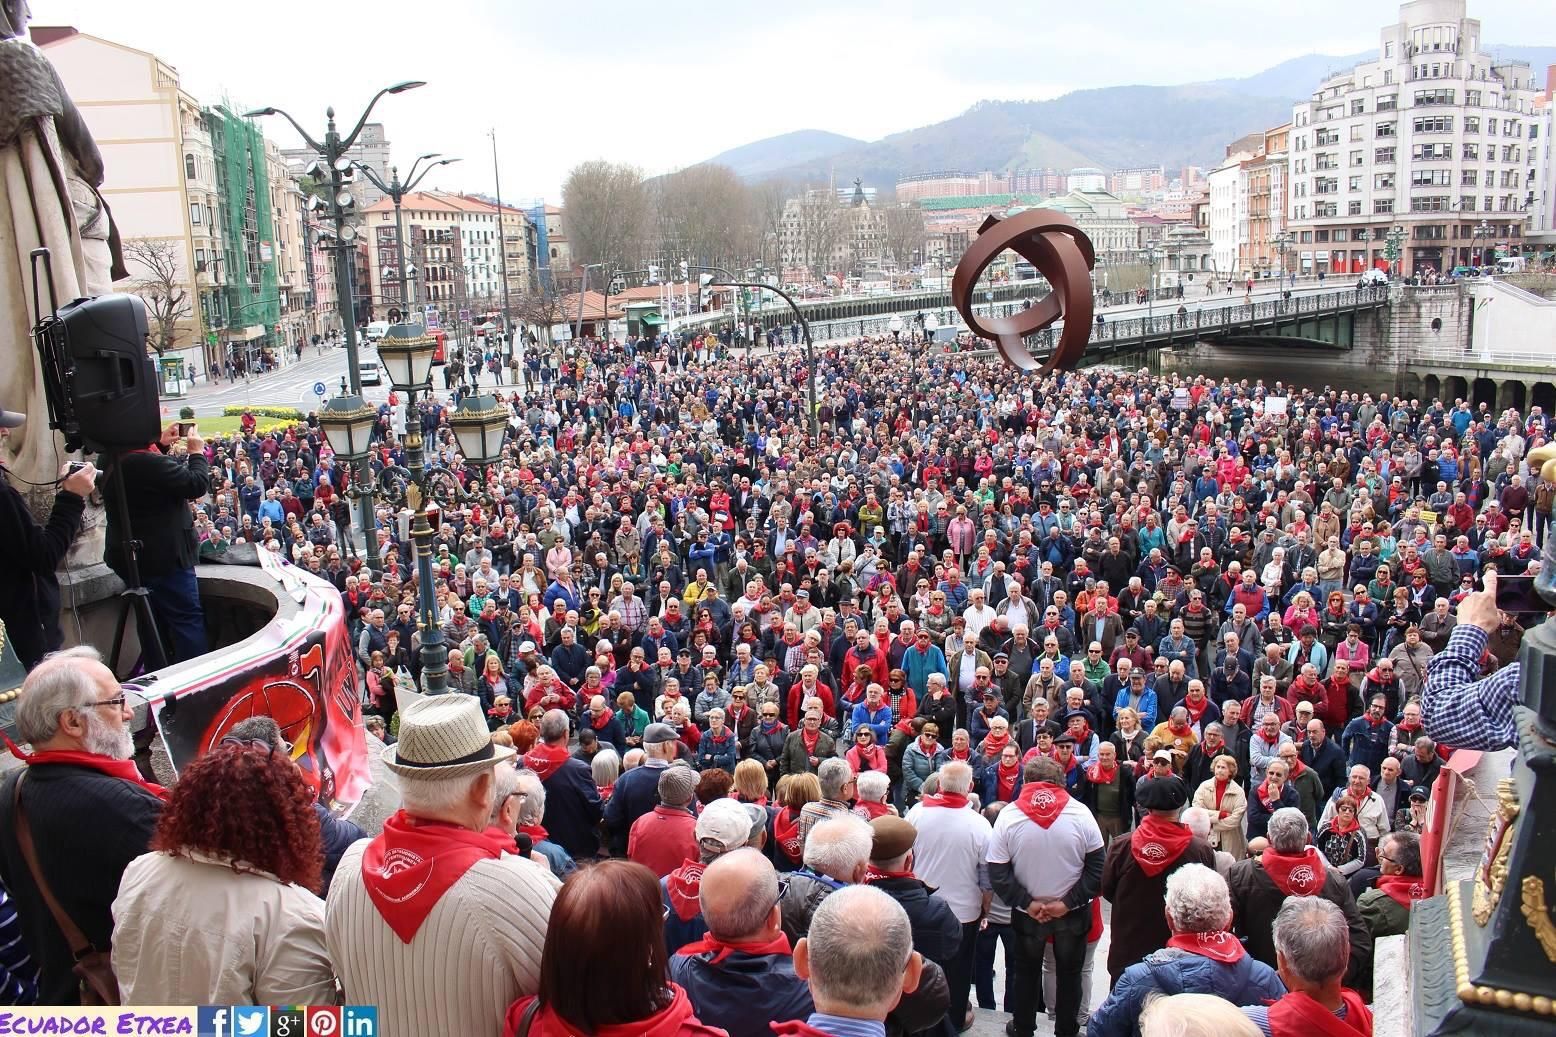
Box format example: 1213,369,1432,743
700,847,780,941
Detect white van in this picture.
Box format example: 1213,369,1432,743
366,321,390,342
1496,256,1527,274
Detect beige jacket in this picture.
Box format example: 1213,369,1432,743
112,850,338,1006
1192,777,1249,859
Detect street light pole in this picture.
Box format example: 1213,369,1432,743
246,81,425,577
712,279,817,444
1144,247,1158,322
355,154,461,325
490,129,515,360
575,263,605,344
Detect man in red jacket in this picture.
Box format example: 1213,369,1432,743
628,765,700,878
775,885,924,1037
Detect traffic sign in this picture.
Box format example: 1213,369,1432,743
313,381,327,397
425,307,441,329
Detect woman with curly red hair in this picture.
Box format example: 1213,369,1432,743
110,739,339,1005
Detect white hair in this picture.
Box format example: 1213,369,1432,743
1163,863,1233,933
802,816,873,880
856,770,890,804
513,768,547,826
1180,806,1213,841
399,766,493,819
939,761,974,796
1266,808,1310,854
806,886,914,1013
1272,896,1351,986
17,647,103,744
1139,993,1261,1037
487,763,519,826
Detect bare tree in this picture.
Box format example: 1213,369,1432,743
884,205,926,269
123,238,191,355
796,188,844,283
561,160,648,281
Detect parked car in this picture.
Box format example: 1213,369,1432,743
360,357,382,385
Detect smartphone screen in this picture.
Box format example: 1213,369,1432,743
1494,575,1545,615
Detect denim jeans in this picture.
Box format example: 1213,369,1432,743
974,921,1015,1011
144,567,208,663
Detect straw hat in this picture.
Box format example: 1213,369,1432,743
382,695,515,779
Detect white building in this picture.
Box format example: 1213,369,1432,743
1207,158,1247,275
1067,167,1107,193
1288,0,1539,276
1527,90,1555,249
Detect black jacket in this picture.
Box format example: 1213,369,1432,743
870,875,964,968
0,475,84,668
1226,855,1372,990
0,766,161,1004
538,756,603,858
103,448,210,580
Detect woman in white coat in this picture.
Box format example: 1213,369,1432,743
1191,754,1249,860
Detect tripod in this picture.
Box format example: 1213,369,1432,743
101,452,167,676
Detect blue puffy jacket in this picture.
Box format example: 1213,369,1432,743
1087,947,1286,1037
670,948,814,1037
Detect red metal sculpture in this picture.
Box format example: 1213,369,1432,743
951,210,1096,374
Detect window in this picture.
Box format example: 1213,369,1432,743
1351,149,1365,166
1411,169,1451,187
1315,202,1338,217
1374,199,1395,214
1412,116,1454,133
1315,178,1339,194
1348,201,1363,216
1315,230,1330,243
1463,143,1479,161
1488,119,1499,135
1375,146,1396,164
1349,176,1363,191
184,154,196,181
1414,225,1446,239
190,202,202,225
1352,99,1366,115
1377,123,1396,138
1411,143,1453,161
1464,117,1480,135
1462,170,1479,186
1410,196,1450,212
1375,172,1396,190
1350,125,1364,141
1384,70,1393,85
1317,130,1339,146
1377,95,1397,111
1414,89,1455,106
1334,229,1349,242
1316,154,1337,170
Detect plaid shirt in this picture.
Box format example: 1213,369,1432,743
1423,624,1519,751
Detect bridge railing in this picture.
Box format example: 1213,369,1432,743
1412,343,1552,367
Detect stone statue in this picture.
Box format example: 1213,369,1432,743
0,0,125,570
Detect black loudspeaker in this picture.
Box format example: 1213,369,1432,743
55,294,160,452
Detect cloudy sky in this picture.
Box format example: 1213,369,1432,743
34,0,1556,201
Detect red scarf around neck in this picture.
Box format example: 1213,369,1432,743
1014,782,1070,828
865,865,917,883
1166,929,1245,963
1182,696,1209,724
1213,778,1230,811
1131,814,1193,877
1256,779,1287,810
676,931,791,965
980,730,1011,758
1328,812,1361,835
1375,872,1427,908
523,741,572,781
920,791,969,809
361,810,512,943
5,737,166,800
517,822,549,844
773,808,803,863
1260,845,1327,896
1266,989,1373,1037
1085,760,1117,784
801,727,820,755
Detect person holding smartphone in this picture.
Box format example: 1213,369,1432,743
102,421,211,663
1422,571,1528,752
0,409,98,668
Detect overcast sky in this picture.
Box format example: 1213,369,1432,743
35,0,1556,201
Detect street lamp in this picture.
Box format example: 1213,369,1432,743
712,279,817,444
245,81,425,575
1144,247,1159,322
1385,225,1406,280
1272,230,1294,290
355,155,462,326
1473,219,1494,269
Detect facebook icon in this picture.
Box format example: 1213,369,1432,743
197,1007,228,1037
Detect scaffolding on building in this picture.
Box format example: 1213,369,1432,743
207,104,281,371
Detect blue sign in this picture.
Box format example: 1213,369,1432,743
313,381,327,397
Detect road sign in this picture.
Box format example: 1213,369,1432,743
458,308,470,322
313,381,327,398
425,307,441,329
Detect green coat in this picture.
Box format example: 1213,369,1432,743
1357,886,1412,938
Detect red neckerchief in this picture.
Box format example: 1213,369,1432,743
773,807,804,863
1132,814,1193,877
676,931,791,964
522,741,572,781
361,810,512,943
1266,989,1373,1037
920,792,969,809
1213,778,1230,811
1375,872,1427,908
801,728,820,755
996,761,1019,800
1255,779,1285,810
1070,721,1094,746
1260,845,1327,896
589,710,613,731
1183,696,1209,725
1014,782,1070,828
858,799,894,819
1286,756,1307,778
949,747,971,761
865,865,917,883
1085,761,1117,784
1328,813,1361,835
517,821,549,844
917,737,937,755
980,730,1011,759
4,738,166,800
1166,929,1245,964
664,860,705,921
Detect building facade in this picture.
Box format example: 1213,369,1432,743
1288,0,1538,275
282,122,392,208
360,192,465,322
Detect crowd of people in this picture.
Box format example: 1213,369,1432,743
0,325,1548,1036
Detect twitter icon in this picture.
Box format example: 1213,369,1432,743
234,1007,269,1037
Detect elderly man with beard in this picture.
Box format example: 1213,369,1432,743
0,648,163,1004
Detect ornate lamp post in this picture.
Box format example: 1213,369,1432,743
353,324,507,694
1273,230,1294,289
1385,225,1406,280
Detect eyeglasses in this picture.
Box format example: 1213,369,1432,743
85,688,148,715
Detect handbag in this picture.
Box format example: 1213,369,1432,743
10,773,121,1005
513,999,541,1037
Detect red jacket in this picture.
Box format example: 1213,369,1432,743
628,806,699,879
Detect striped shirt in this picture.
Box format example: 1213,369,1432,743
0,887,36,1004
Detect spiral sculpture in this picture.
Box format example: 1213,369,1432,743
951,210,1097,375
